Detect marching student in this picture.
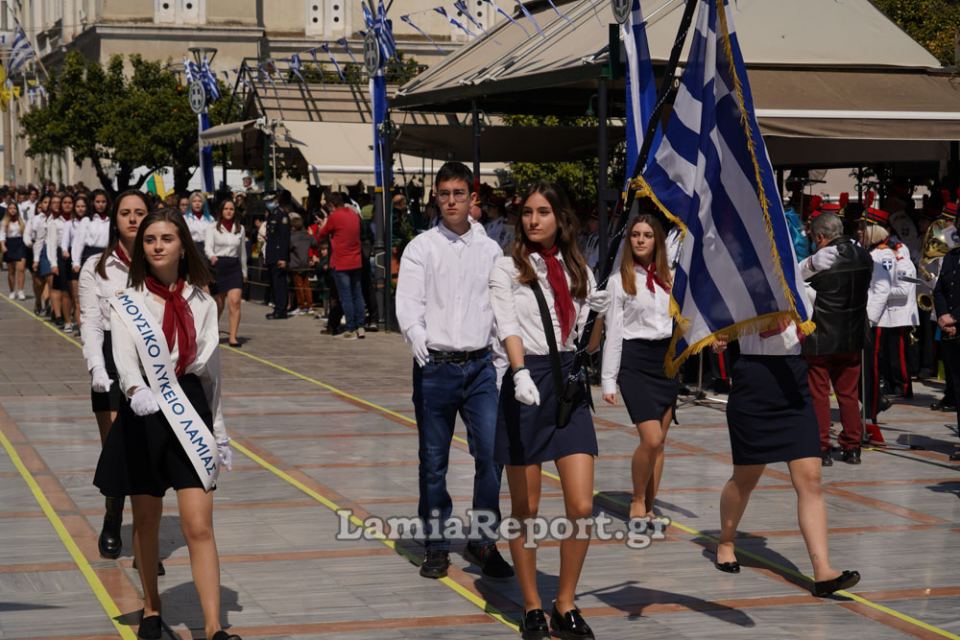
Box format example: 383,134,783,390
78,190,148,561
490,181,609,640
205,198,247,347
396,162,514,581
1,202,27,299
26,194,50,314
601,214,677,521
186,191,216,259
46,194,70,329
72,190,111,270
711,247,861,596
60,194,87,330
93,208,239,640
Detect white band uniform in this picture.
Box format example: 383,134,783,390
110,289,220,491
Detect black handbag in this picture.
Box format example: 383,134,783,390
530,281,591,429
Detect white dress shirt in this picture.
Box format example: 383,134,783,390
739,322,804,356
110,284,224,438
25,212,47,253
600,269,673,395
78,250,129,372
396,222,503,352
0,220,24,241
878,244,918,328
185,214,215,246
45,216,66,264
204,224,248,278
71,215,110,267
59,218,81,258
489,252,596,355
19,200,36,222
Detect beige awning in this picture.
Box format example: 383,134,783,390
200,119,258,147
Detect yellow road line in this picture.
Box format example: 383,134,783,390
0,430,138,639
225,343,960,640
233,440,518,631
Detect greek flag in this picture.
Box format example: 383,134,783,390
7,25,34,75
641,0,812,375
199,59,220,101
622,0,659,179
183,58,200,84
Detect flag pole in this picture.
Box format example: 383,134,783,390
571,0,699,380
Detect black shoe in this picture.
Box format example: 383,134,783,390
264,312,288,320
210,631,242,640
931,398,956,412
132,558,165,576
950,448,960,462
715,560,741,574
550,605,594,640
98,496,123,559
464,542,514,578
878,395,892,413
519,608,550,640
419,549,450,579
821,452,833,467
137,615,162,640
228,341,241,348
813,569,861,597
841,448,861,465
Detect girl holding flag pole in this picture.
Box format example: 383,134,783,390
93,208,239,640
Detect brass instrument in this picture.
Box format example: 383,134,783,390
917,221,959,311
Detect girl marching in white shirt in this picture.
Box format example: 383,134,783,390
45,194,69,328
1,202,27,299
26,195,50,314
78,190,148,561
601,214,678,521
204,198,247,347
72,190,111,271
93,208,239,640
186,191,216,255
490,181,609,640
60,194,87,331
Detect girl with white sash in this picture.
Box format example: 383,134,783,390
79,190,147,562
93,208,239,640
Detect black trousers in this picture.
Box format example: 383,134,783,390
361,251,378,325
940,338,960,438
270,265,288,316
864,326,882,422
880,326,914,398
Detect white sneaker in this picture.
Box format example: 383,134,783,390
339,330,357,340
7,292,15,300
63,322,75,332
16,290,25,300
356,327,365,339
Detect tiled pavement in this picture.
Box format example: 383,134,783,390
0,285,958,640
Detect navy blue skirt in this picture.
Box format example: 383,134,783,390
213,256,243,292
495,353,598,466
618,338,679,424
726,355,821,465
3,236,25,262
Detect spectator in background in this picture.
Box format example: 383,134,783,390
263,195,291,320
579,211,600,274
317,192,365,339
288,213,317,316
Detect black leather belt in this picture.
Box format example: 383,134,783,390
428,348,489,364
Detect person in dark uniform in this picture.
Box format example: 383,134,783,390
264,196,291,320
932,224,960,461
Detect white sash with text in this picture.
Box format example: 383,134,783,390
110,289,219,491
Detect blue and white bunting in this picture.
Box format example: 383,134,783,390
7,25,35,75
622,0,660,180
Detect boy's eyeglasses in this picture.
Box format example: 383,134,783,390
437,190,469,203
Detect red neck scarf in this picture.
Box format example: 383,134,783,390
144,277,197,377
222,219,234,233
193,209,204,220
527,242,575,344
639,261,668,294
114,245,132,266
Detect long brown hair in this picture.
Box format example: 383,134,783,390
620,214,672,296
128,208,211,289
510,181,589,299
96,190,150,279
215,197,242,234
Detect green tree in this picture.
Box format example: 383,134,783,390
22,51,240,194
871,0,960,66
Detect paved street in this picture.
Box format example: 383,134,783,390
1,284,958,640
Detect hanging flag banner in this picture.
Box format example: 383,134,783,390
483,0,529,36
435,6,476,37
640,0,813,375
514,0,546,37
452,0,486,33
400,14,443,52
621,0,660,180
336,38,359,63
320,43,346,82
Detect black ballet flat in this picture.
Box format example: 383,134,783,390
813,569,861,597
211,631,242,640
714,561,741,574
228,342,241,348
137,615,162,640
519,608,550,640
550,605,594,639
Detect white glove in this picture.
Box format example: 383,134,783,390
411,335,431,367
513,368,540,406
129,387,160,417
217,438,233,471
586,289,612,313
90,366,113,393
801,245,840,279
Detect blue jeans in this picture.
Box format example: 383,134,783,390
413,354,502,550
331,268,365,331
